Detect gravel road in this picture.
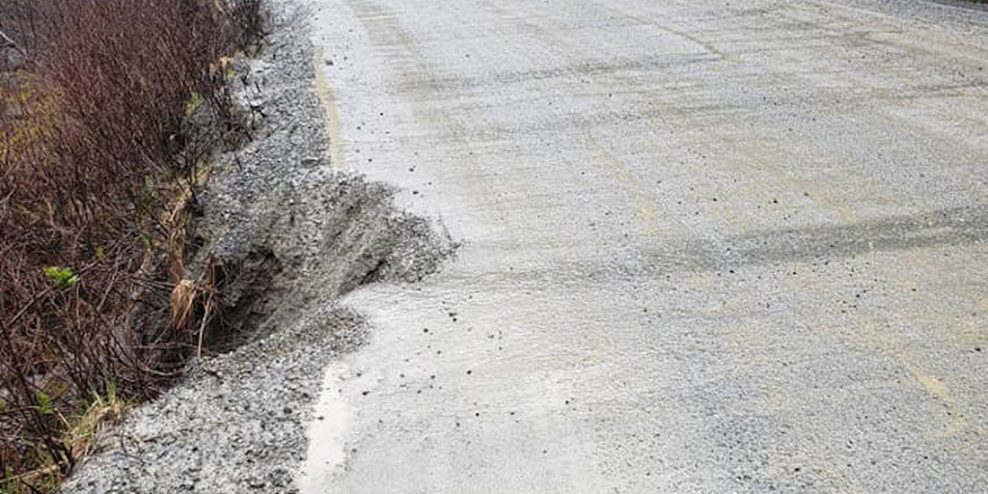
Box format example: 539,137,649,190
300,0,988,492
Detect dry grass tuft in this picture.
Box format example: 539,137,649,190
169,280,199,334
62,385,127,464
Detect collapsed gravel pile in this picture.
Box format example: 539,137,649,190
60,1,453,492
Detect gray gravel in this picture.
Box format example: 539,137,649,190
299,0,988,492
60,1,452,492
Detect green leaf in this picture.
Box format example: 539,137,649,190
35,391,54,415
44,266,79,289
185,92,204,116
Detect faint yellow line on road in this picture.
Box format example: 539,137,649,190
586,137,664,230
899,355,973,439
881,248,985,442
726,133,983,442
313,48,344,170
636,201,658,223
778,249,982,444
743,139,860,225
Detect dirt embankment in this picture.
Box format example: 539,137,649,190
60,2,454,493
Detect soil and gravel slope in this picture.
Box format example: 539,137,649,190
60,2,452,492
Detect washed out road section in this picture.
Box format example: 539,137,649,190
303,0,988,492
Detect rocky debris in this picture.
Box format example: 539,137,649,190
59,0,453,492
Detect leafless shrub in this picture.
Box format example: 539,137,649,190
0,0,265,490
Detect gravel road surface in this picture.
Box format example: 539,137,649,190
301,0,988,492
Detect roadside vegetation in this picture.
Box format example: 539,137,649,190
0,0,263,490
